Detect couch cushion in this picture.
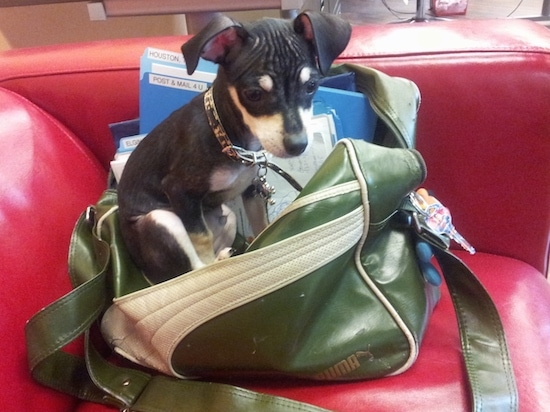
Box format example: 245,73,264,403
72,252,550,412
0,88,107,411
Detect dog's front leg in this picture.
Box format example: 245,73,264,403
242,191,269,237
158,172,215,267
174,196,218,267
203,204,237,257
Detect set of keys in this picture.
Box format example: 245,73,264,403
409,189,476,255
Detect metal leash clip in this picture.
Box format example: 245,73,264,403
409,189,476,254
228,145,269,168
228,144,303,205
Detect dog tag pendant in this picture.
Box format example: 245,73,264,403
253,175,276,205
410,189,476,254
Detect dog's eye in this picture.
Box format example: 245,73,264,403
305,80,318,95
243,89,263,102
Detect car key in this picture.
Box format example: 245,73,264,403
410,189,476,254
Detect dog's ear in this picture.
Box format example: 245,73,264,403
294,12,352,76
181,14,246,75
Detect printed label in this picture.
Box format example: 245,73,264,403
146,48,185,65
148,73,208,92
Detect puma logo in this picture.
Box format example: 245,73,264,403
315,349,374,380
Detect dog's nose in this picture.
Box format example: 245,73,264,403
284,134,308,156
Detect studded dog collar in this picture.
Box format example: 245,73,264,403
203,87,303,192
203,87,268,165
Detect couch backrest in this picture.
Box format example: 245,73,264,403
0,37,184,168
338,20,550,275
0,19,548,274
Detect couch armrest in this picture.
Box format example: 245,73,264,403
0,87,107,411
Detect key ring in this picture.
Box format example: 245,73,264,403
409,189,476,255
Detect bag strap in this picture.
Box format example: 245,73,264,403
432,247,518,412
27,261,331,412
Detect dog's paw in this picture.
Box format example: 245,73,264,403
215,247,236,261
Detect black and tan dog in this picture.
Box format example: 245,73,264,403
117,12,352,284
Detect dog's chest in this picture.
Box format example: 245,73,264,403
208,164,257,200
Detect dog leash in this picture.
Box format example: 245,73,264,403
204,87,303,194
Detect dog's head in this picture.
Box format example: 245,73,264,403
182,12,352,158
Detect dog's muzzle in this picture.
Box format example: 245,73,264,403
283,133,308,156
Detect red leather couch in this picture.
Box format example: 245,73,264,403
1,19,549,412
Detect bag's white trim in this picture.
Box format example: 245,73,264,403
103,204,364,377
95,205,119,240
340,138,419,375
